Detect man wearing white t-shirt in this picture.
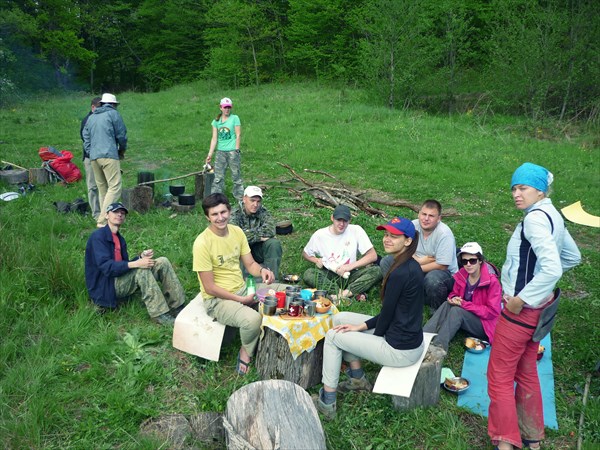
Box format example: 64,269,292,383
380,199,458,309
302,205,382,301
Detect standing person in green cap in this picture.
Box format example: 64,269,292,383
205,97,243,201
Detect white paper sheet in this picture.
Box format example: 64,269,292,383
172,293,226,361
372,332,436,397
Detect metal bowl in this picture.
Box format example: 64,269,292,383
465,337,490,354
178,194,195,206
443,377,470,394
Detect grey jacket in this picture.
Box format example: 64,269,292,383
83,104,127,160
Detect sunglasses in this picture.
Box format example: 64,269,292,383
461,258,480,266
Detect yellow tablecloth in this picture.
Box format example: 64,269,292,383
261,306,338,360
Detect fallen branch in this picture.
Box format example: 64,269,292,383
276,163,438,218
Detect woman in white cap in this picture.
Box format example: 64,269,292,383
423,241,501,351
487,162,581,450
205,97,243,200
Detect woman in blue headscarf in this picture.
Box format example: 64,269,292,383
487,163,581,450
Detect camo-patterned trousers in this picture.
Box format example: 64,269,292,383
212,150,244,201
302,265,382,296
115,257,185,317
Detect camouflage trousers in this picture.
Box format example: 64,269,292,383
212,150,244,201
302,265,383,296
114,257,185,318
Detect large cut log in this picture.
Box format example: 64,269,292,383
195,172,215,200
390,345,446,410
122,185,153,213
224,380,326,450
255,327,323,389
28,168,49,185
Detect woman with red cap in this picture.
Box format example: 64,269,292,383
313,217,424,420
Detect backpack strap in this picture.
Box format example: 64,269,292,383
515,209,554,293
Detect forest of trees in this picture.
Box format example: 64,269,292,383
1,0,599,121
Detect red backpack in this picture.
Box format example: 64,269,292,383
39,147,82,183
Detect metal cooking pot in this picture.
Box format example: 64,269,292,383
169,185,185,196
178,194,195,206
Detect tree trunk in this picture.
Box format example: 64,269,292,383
122,185,153,213
390,345,446,411
255,327,323,389
224,380,325,450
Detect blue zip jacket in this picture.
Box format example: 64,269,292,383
85,225,137,307
82,104,127,161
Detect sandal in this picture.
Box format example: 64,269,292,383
355,293,368,302
236,356,251,375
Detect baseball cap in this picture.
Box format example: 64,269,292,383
332,205,351,221
244,186,263,198
220,97,233,107
376,217,416,239
458,242,483,257
106,202,128,214
100,93,119,104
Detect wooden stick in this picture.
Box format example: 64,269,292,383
1,160,27,171
137,170,206,185
576,373,592,450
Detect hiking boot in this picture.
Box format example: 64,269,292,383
311,390,337,420
337,376,373,393
169,304,186,318
153,312,175,325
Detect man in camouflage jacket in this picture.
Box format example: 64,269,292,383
230,186,282,280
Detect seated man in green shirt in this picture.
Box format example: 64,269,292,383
230,186,283,281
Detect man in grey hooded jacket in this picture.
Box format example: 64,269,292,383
83,93,128,227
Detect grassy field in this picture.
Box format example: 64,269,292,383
1,81,599,449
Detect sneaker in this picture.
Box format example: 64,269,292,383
153,312,175,325
337,376,373,393
311,389,337,420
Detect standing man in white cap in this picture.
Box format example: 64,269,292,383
230,186,282,280
83,93,128,227
205,97,243,200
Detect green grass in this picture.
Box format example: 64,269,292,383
1,81,599,449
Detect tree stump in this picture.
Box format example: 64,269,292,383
390,345,446,410
224,380,326,450
195,172,214,200
122,185,153,213
255,327,323,389
29,168,49,185
0,169,28,185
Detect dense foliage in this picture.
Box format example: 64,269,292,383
1,0,599,121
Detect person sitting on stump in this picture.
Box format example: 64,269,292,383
193,193,275,375
230,185,282,281
313,217,425,420
302,204,381,302
85,203,186,325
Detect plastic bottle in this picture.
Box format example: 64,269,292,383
246,276,256,298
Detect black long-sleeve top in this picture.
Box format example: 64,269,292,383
365,258,424,350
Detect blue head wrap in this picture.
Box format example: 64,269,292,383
511,162,553,193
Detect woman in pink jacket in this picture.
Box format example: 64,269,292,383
423,242,502,351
